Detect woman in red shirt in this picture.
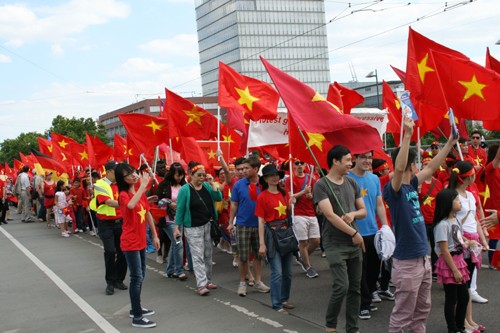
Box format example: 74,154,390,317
115,163,160,329
256,164,296,314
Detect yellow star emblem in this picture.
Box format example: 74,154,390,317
475,156,482,166
459,74,486,102
480,185,490,206
183,106,205,126
79,150,88,161
417,53,435,84
235,86,260,111
306,132,326,151
137,204,147,223
208,150,216,160
311,92,342,114
145,120,164,135
361,188,368,197
61,152,67,161
394,99,401,110
58,140,68,149
223,134,235,143
274,201,287,217
128,148,133,156
114,191,119,200
48,145,53,153
423,196,434,206
444,112,459,124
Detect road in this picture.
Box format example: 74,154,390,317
1,210,498,333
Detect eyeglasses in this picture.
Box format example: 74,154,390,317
294,161,305,165
194,173,206,178
357,155,373,160
471,136,481,139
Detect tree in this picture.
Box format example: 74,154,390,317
46,115,108,144
0,132,41,165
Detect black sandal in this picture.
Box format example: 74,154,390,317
167,273,179,279
178,274,187,281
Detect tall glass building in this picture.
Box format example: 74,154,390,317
195,0,331,97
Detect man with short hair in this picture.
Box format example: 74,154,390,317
429,141,440,157
228,156,270,296
313,145,366,333
385,118,457,332
349,150,392,320
90,161,127,295
469,130,487,170
19,166,34,222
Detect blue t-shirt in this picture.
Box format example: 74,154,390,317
349,171,381,236
383,176,429,260
231,177,260,227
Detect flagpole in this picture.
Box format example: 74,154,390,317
168,138,174,164
87,163,98,237
140,153,159,185
217,106,221,159
417,127,421,170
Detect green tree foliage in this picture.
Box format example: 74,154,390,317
45,115,108,144
0,132,42,165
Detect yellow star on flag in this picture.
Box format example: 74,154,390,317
137,204,147,223
459,74,487,102
417,53,435,84
361,188,368,197
223,134,235,143
444,112,459,124
79,150,88,161
208,150,216,159
311,92,342,114
480,185,490,206
306,132,326,151
274,201,287,217
184,106,205,126
235,86,260,111
48,145,53,153
58,140,68,149
61,152,67,161
128,148,134,156
145,120,164,135
394,99,401,110
423,196,434,206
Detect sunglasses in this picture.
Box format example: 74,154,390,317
471,136,481,139
294,161,305,165
194,173,206,178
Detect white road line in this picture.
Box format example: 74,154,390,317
0,227,120,333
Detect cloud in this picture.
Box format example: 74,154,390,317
113,57,174,77
0,54,11,63
139,34,199,58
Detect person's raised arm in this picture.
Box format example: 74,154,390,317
127,173,150,209
418,130,458,184
216,150,232,185
391,118,414,193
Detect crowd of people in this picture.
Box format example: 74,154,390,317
2,122,499,332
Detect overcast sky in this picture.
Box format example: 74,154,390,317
1,0,498,142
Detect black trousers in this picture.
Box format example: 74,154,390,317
360,234,381,310
0,199,7,222
98,219,127,285
443,283,469,332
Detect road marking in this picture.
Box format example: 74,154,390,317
0,227,120,333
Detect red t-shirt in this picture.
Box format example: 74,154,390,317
418,177,443,224
485,163,500,210
285,174,316,217
96,182,122,220
469,146,487,167
255,190,290,223
437,169,451,188
70,186,85,206
119,191,151,251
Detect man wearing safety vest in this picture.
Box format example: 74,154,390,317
90,161,128,295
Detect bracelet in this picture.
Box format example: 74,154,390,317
351,230,358,238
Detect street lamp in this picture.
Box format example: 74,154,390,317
496,39,500,45
366,69,380,109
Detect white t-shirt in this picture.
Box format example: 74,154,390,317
456,190,477,234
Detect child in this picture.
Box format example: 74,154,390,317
54,180,72,237
433,188,470,333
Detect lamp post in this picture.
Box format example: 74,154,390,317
366,69,380,109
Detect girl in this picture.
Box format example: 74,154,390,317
433,188,469,333
115,163,159,328
448,161,488,333
256,164,296,314
54,180,71,237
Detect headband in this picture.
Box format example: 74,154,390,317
452,167,475,183
422,157,432,163
445,157,456,162
190,164,204,174
228,164,236,170
373,162,389,173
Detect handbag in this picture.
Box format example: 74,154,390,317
266,218,299,256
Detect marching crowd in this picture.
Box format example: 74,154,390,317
2,120,499,333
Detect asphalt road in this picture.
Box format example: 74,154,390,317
1,209,498,333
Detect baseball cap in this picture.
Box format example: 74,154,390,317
104,161,118,171
430,141,440,147
45,171,53,176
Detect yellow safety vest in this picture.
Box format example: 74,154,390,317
89,179,117,217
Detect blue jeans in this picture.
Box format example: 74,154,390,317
124,249,146,319
146,223,153,247
163,223,184,276
269,251,293,310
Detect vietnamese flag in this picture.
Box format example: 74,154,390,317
218,61,279,121
86,133,113,169
31,149,67,175
382,80,402,140
14,158,25,171
483,48,500,130
118,113,169,157
51,143,74,172
38,137,53,156
332,81,365,114
70,142,90,168
126,135,141,169
261,57,383,157
19,152,35,169
326,84,344,113
113,134,128,162
166,89,219,140
391,65,406,83
51,133,78,153
178,137,208,168
431,50,500,122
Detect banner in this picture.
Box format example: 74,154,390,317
246,112,288,148
350,108,388,139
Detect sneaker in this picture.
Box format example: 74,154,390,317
296,257,307,272
471,294,488,304
129,307,155,318
89,230,96,236
197,287,209,296
276,308,288,314
237,283,247,297
306,267,319,279
255,281,270,293
371,291,382,303
282,301,295,309
232,257,239,268
369,304,378,312
378,289,395,301
132,317,156,328
358,309,371,320
61,232,69,238
146,245,155,253
105,284,114,295
77,228,84,233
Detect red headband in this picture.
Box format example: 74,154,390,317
190,164,204,174
373,162,389,173
452,167,475,183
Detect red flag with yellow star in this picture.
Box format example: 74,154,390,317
430,50,500,121
483,48,500,130
86,133,113,169
113,134,128,163
118,113,169,157
382,80,402,139
51,143,74,171
218,61,279,121
391,65,406,83
178,137,208,169
126,135,141,168
51,133,78,153
37,137,53,156
69,142,90,168
166,89,219,140
13,158,25,172
332,81,365,115
19,152,35,170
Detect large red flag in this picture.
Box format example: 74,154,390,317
37,137,53,156
51,133,78,153
382,81,402,145
332,81,365,114
19,152,35,169
118,113,169,157
178,137,208,168
51,143,74,172
86,134,113,169
113,134,128,163
13,159,25,172
431,50,500,121
391,65,406,83
31,149,67,176
126,135,141,169
166,89,219,140
218,61,279,121
261,57,383,156
483,48,500,130
69,142,90,168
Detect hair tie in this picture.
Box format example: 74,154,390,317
190,164,204,174
452,167,460,173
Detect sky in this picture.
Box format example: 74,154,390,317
0,0,499,142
